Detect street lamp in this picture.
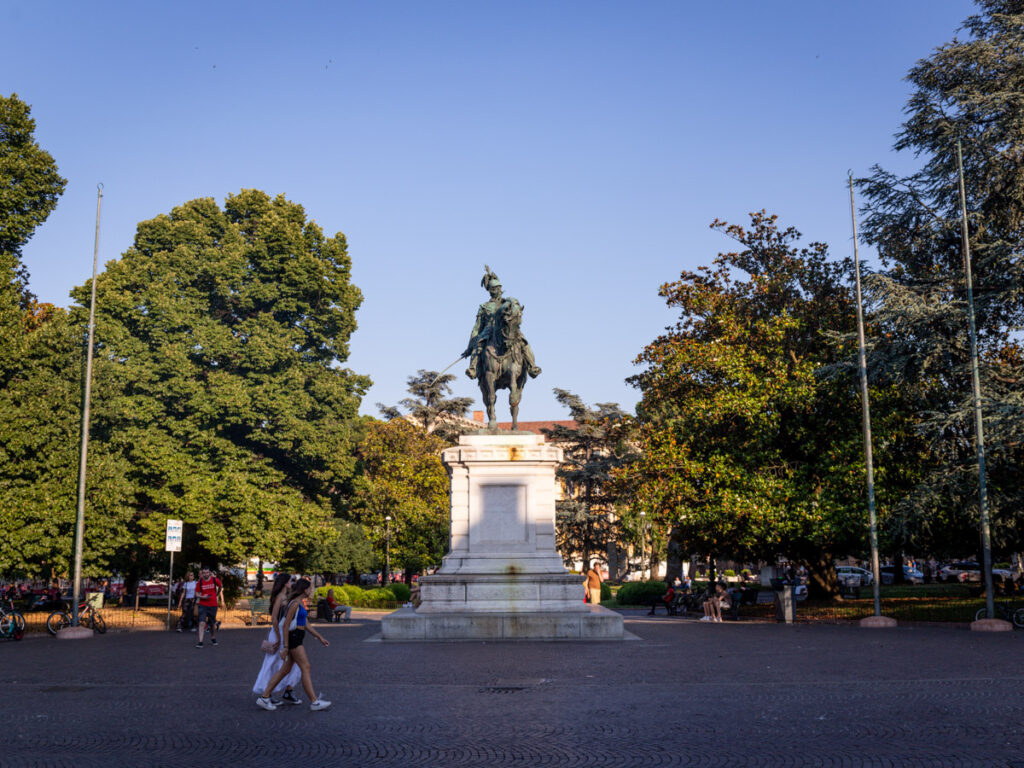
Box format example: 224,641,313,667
384,516,392,586
638,511,646,581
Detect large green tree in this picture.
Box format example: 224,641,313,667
351,419,449,575
623,212,865,596
72,190,370,572
0,94,66,305
857,0,1024,559
0,304,135,578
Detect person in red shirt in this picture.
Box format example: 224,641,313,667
195,566,223,648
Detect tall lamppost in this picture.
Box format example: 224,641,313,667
384,516,392,586
638,511,646,580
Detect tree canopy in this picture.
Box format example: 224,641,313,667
857,0,1024,559
621,213,865,595
378,369,473,444
351,418,450,574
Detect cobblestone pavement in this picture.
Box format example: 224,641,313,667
2,611,1023,767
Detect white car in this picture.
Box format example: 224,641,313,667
938,562,1015,583
880,566,924,585
836,566,874,587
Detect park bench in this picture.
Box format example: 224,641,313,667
241,597,272,626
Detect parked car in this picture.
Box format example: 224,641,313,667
880,566,924,585
938,561,1016,583
836,566,874,587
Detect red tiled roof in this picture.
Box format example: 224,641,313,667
495,420,577,434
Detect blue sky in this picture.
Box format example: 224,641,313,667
5,1,975,421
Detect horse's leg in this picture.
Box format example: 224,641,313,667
508,366,522,431
483,373,498,430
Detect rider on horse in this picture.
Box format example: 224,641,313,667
463,266,541,380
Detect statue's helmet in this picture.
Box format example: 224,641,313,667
481,265,502,290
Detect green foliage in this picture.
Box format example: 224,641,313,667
388,582,411,602
313,584,402,606
723,569,736,578
543,390,635,570
378,369,473,444
282,520,373,581
600,582,612,602
67,190,370,570
351,419,449,571
0,305,135,578
857,0,1024,558
0,93,67,314
620,212,864,597
615,580,666,606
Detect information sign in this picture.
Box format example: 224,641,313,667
165,519,183,552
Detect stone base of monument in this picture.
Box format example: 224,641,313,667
380,432,624,641
381,603,622,641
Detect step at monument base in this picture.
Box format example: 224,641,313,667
380,604,623,641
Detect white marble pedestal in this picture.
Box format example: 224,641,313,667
380,433,623,641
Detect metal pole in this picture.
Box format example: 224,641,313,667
639,511,646,580
384,516,391,585
167,551,174,630
72,184,103,627
848,174,883,617
955,140,995,619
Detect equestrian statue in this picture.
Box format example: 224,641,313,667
462,266,541,430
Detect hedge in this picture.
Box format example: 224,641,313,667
616,580,667,606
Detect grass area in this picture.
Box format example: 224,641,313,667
604,580,999,623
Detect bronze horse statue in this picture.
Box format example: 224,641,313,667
478,298,531,430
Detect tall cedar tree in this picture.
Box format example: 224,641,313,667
541,389,634,574
857,0,1024,560
624,213,865,597
66,190,369,572
378,369,473,444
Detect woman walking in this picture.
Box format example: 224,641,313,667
252,573,303,705
256,578,331,712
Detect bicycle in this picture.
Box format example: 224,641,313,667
0,599,25,641
47,600,107,635
974,601,1024,628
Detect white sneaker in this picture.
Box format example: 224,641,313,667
309,697,332,711
256,696,277,711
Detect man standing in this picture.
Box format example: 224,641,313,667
585,562,603,606
195,566,223,648
176,570,197,632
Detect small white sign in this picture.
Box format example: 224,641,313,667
165,519,183,552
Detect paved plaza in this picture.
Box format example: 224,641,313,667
2,612,1023,767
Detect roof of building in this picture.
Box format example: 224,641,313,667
495,420,577,435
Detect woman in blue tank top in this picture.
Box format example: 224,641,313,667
256,578,331,712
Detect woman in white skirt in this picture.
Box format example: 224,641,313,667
252,572,302,705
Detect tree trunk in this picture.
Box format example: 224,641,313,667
664,525,684,583
892,552,906,585
806,552,838,599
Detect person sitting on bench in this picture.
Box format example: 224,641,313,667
701,581,730,622
647,582,676,616
326,589,351,622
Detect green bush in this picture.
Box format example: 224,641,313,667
389,582,411,602
616,580,666,606
723,569,736,578
600,582,612,602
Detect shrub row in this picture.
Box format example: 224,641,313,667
313,582,411,607
615,580,667,606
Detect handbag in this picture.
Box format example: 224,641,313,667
260,639,277,654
